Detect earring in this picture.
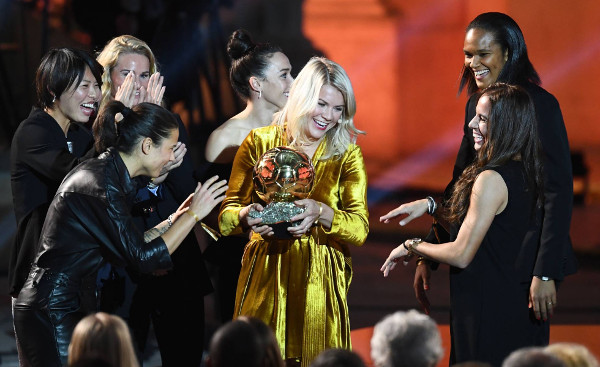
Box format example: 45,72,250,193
258,90,262,99
52,95,56,104
338,118,342,123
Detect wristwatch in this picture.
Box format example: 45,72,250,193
403,238,422,254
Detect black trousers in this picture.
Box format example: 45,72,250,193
128,273,206,366
14,269,96,367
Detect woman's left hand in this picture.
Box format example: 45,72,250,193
114,71,138,107
287,199,322,238
380,242,412,277
529,277,557,321
142,72,165,105
173,192,194,221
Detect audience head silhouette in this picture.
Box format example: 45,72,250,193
68,312,139,367
207,318,267,367
502,347,566,367
370,309,443,367
310,348,366,367
545,343,599,367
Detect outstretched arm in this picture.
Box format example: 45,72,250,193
381,170,506,273
380,199,429,226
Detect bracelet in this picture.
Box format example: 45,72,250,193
416,256,427,266
426,196,437,215
404,238,422,254
167,214,174,228
186,209,200,223
313,202,323,227
147,178,158,190
535,276,552,281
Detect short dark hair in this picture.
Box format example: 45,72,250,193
35,48,103,109
310,348,366,367
227,29,283,100
459,12,541,95
93,101,178,154
208,320,264,367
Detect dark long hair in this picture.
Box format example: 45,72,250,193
35,48,103,109
446,83,544,223
227,29,283,100
93,101,177,154
459,12,541,95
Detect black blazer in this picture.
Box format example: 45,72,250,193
9,108,95,296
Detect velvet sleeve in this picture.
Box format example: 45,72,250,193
218,131,261,236
321,145,369,247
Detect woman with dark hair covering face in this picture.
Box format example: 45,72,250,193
13,101,227,367
380,12,577,362
382,83,546,367
9,47,102,367
96,34,216,366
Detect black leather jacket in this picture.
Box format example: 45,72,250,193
15,148,174,366
17,147,173,308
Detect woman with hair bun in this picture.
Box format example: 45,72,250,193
13,101,227,367
204,28,293,323
205,28,293,165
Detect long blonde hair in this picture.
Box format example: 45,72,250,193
275,57,364,160
68,312,140,367
96,35,158,108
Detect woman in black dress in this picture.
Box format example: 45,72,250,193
381,83,545,366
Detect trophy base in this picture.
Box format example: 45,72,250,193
248,202,304,239
270,221,300,239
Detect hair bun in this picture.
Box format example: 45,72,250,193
227,29,256,60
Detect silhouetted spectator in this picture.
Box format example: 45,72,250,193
310,348,366,367
371,309,443,367
206,319,264,367
502,347,566,367
545,343,599,367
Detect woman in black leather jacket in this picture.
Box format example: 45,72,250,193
13,101,227,367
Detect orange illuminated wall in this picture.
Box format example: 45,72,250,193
303,0,600,194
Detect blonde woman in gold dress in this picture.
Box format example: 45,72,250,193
219,56,368,366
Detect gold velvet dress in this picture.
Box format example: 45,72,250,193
219,125,369,366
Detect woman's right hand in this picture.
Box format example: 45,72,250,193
380,198,429,226
380,242,411,277
114,71,139,108
188,176,228,222
239,203,273,237
142,72,165,105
